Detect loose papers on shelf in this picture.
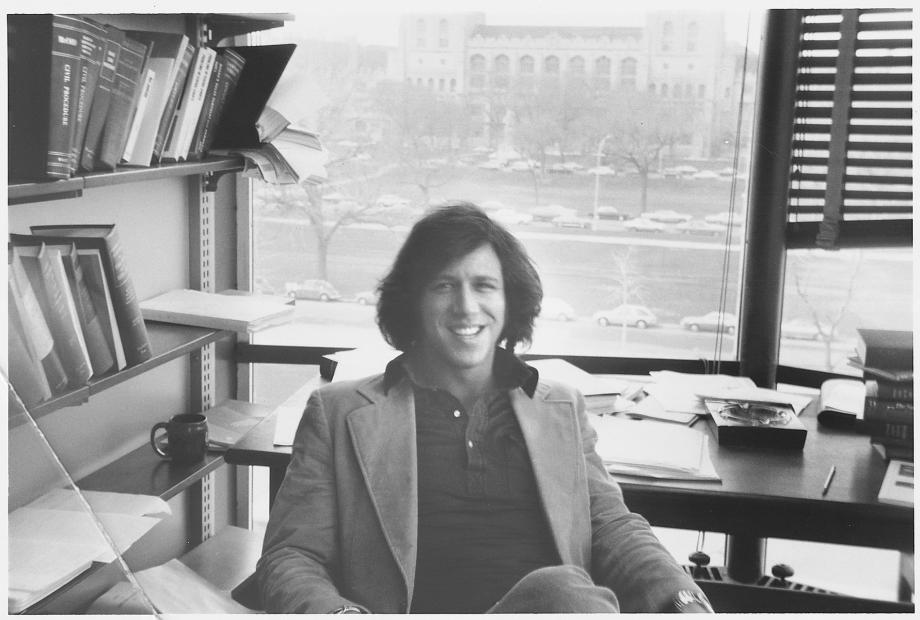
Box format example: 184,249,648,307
589,415,720,481
8,489,168,613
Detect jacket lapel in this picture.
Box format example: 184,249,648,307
511,385,579,563
346,378,418,596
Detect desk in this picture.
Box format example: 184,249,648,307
225,390,913,585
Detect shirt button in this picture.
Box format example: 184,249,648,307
453,410,461,418
467,440,474,448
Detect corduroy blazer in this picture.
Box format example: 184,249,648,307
257,372,702,613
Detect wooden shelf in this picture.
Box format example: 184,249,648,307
8,157,244,206
14,322,232,426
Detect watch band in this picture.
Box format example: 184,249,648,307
672,589,714,613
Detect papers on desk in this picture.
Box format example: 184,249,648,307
8,489,167,613
627,371,756,425
204,399,272,451
528,358,628,416
589,415,720,481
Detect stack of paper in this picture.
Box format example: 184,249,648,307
588,415,720,481
139,288,295,333
204,399,272,451
877,459,914,507
8,489,169,613
528,358,627,415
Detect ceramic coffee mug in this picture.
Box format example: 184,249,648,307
150,413,208,464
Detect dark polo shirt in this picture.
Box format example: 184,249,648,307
383,350,561,614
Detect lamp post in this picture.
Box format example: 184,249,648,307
592,134,611,230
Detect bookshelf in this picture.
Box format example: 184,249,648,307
7,12,289,614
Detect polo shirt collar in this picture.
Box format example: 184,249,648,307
383,348,538,398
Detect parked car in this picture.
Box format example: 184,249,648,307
675,219,726,236
623,218,666,233
532,204,576,222
596,205,628,220
352,290,379,305
705,211,745,227
587,165,616,176
552,214,592,229
547,163,574,174
490,208,533,226
691,170,721,180
781,317,827,341
645,209,693,223
592,304,658,328
285,279,342,302
539,297,577,321
680,311,737,334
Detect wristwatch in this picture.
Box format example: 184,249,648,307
330,605,365,614
671,589,714,613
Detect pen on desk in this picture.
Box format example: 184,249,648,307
822,465,836,496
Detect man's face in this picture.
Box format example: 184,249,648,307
415,243,506,378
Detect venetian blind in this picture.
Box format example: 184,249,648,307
786,8,913,249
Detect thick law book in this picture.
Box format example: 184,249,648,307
7,14,83,180
119,66,156,165
10,234,118,378
96,35,149,170
187,48,246,160
7,281,54,410
79,24,124,172
77,248,128,371
160,46,216,162
864,397,914,426
69,18,107,173
30,224,152,367
856,328,914,372
8,252,69,396
152,41,195,162
866,378,913,403
120,30,190,166
139,288,295,333
12,244,94,389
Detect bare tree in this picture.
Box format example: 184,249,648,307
789,252,863,370
603,246,647,346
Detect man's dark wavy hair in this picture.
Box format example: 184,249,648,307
376,201,543,352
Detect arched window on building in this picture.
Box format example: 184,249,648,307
439,78,445,92
687,21,699,52
470,54,486,90
685,83,693,99
568,55,586,75
493,54,510,89
661,83,669,97
648,83,656,95
519,55,535,75
619,57,637,90
518,55,535,90
416,18,426,48
544,55,560,75
416,78,423,87
673,83,681,98
450,78,457,92
662,20,673,52
428,78,434,90
439,19,449,48
698,84,706,99
593,56,611,90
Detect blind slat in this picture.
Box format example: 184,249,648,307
791,155,913,168
795,123,913,136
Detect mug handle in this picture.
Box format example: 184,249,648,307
150,422,170,458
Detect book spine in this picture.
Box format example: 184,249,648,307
77,250,127,371
120,67,156,163
173,47,217,162
79,26,123,171
866,379,913,403
864,397,914,425
9,252,71,395
8,280,53,409
153,41,195,161
8,15,53,180
46,14,85,179
97,36,148,170
186,52,226,161
870,424,914,444
60,245,117,377
195,49,246,159
69,18,105,173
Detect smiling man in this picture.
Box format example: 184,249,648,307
257,202,712,614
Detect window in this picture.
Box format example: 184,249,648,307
519,55,535,75
687,21,699,52
662,20,674,52
778,8,913,373
416,18,426,47
450,78,456,92
698,84,706,98
544,55,560,74
470,54,486,89
661,82,669,97
492,54,510,89
439,18,448,48
620,57,637,89
594,56,611,90
568,55,586,75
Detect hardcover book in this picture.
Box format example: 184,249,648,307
7,282,54,409
139,288,295,333
856,328,914,372
153,41,195,162
79,24,124,172
29,224,152,367
70,18,107,173
97,35,149,170
77,249,127,371
866,378,914,403
120,30,190,166
160,46,216,162
188,49,246,160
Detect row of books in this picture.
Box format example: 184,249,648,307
8,14,327,185
7,225,152,411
